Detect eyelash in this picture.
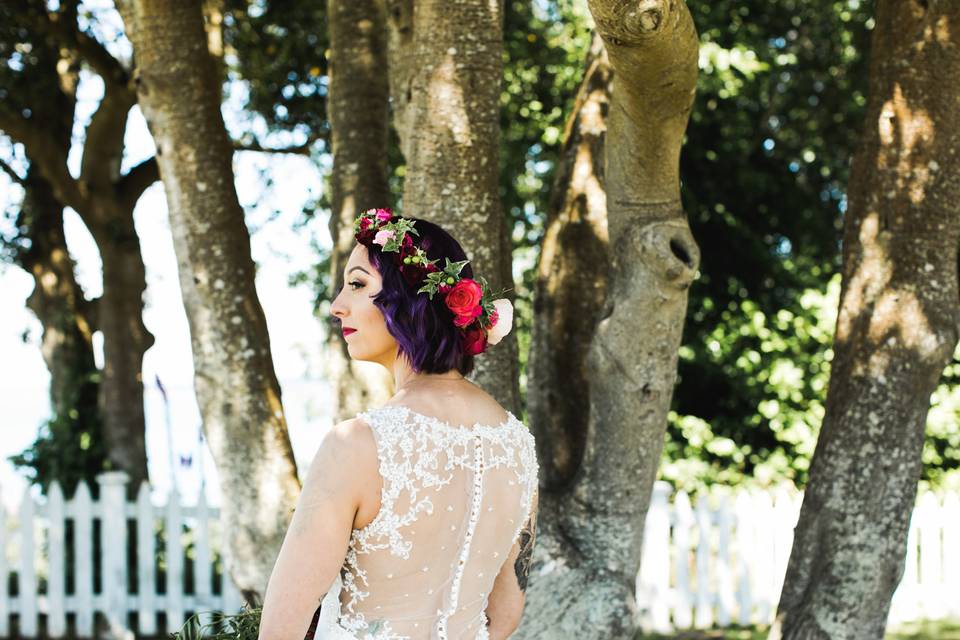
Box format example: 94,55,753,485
348,280,364,290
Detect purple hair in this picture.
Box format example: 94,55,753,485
364,217,476,376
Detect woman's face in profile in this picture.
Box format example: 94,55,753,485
330,244,397,365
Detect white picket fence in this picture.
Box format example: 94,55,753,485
0,471,244,639
636,481,960,633
0,474,956,638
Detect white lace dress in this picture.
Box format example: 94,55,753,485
312,404,539,640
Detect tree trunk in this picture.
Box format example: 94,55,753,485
20,167,99,449
517,2,700,637
326,0,395,420
117,0,301,603
87,204,153,489
383,0,415,166
770,4,960,639
73,63,154,492
202,0,227,81
384,0,520,411
527,31,611,492
12,34,96,432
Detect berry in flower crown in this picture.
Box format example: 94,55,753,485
353,207,514,356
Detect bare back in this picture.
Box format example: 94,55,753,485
386,380,512,431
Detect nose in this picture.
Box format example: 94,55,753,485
331,284,347,320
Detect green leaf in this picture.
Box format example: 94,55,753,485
442,257,470,277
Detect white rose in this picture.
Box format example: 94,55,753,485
486,299,513,345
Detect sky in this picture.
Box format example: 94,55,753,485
0,56,337,512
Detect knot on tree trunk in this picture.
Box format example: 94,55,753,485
635,218,699,290
634,0,665,32
591,0,673,46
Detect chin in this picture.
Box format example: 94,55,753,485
346,344,364,359
346,344,374,363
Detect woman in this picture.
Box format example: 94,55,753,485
259,209,540,640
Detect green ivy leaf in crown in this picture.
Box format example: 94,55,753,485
378,217,420,253
418,257,470,300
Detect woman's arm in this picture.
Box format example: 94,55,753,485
485,487,539,639
258,418,378,640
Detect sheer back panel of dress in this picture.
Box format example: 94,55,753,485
335,404,538,640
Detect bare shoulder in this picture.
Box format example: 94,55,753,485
328,416,377,455
469,386,512,425
311,417,378,477
329,415,376,441
297,417,380,523
468,383,509,424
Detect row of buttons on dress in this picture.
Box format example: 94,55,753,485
436,435,485,639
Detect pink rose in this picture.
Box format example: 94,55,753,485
373,229,395,246
375,208,393,222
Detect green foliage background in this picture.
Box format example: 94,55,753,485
667,0,959,492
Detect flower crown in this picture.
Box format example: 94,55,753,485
353,207,514,356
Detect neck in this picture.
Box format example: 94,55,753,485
392,359,465,394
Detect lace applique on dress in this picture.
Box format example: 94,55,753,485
335,404,539,640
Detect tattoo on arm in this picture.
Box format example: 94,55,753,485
513,506,537,592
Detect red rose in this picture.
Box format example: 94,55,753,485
445,278,483,324
462,325,487,355
453,305,482,327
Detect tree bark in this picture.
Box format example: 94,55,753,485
86,203,153,489
384,0,520,411
770,4,960,639
517,2,700,637
383,0,415,164
9,20,95,428
527,31,611,492
20,167,99,452
117,0,301,603
326,0,395,420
